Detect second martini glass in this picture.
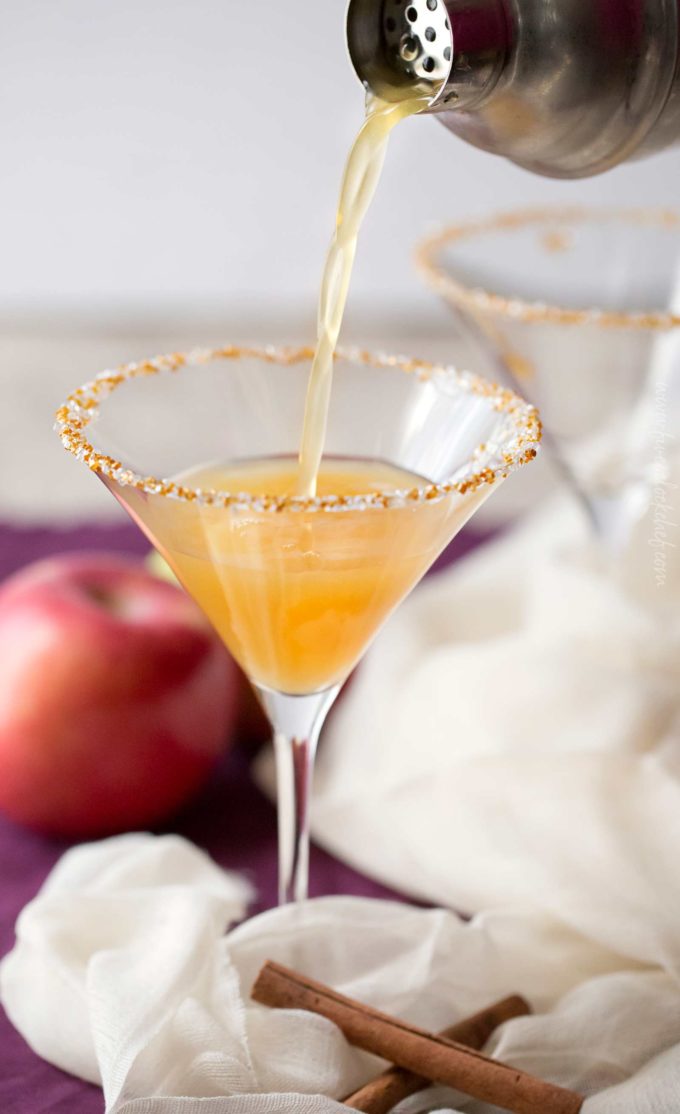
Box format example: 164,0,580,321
417,208,680,552
56,345,540,903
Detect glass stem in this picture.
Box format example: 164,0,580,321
255,685,340,904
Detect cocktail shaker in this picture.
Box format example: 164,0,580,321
346,0,680,177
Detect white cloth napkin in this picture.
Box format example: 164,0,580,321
4,832,680,1114
310,492,680,966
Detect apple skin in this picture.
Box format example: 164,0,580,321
0,554,239,837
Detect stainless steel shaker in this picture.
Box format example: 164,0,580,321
346,0,680,177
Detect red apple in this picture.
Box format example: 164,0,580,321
0,553,239,836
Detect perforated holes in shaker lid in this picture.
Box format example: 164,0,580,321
382,0,453,85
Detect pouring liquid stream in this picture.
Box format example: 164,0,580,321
295,92,429,498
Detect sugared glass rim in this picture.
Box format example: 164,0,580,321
416,206,680,331
55,344,541,512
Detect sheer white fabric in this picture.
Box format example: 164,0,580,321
3,833,680,1113
310,496,680,957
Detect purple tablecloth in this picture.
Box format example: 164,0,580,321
0,517,487,1113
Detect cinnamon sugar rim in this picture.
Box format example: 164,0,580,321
55,344,541,512
416,206,680,331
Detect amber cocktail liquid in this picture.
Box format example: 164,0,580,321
297,93,427,497
132,456,477,695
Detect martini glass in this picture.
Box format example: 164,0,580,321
416,208,680,552
56,345,540,903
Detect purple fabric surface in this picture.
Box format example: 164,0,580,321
0,517,489,1112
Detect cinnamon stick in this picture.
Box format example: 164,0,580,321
251,961,583,1114
343,994,530,1113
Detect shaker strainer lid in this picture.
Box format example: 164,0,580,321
347,0,514,113
346,0,453,103
381,0,452,86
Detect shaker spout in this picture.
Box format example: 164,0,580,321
346,0,680,178
346,0,509,112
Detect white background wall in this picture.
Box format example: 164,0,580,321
3,0,680,316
